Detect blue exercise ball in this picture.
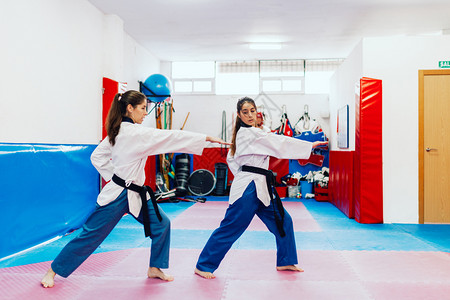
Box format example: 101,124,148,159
141,74,172,102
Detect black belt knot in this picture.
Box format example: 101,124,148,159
241,165,286,237
112,174,162,237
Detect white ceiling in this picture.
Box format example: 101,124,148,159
88,0,450,62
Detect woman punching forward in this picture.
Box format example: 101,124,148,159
195,96,327,279
41,90,228,288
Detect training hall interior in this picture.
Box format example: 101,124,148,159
1,1,450,299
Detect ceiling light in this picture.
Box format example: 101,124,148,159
248,43,282,50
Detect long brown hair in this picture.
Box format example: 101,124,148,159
105,90,147,146
230,97,256,156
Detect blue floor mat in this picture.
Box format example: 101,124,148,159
1,198,449,269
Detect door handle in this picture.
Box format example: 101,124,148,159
426,148,438,152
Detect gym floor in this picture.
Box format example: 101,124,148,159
1,197,449,300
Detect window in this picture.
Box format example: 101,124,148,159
260,60,304,77
283,78,303,91
260,60,304,93
172,61,215,94
193,80,212,92
173,81,192,93
305,59,343,94
172,61,215,78
171,59,343,95
260,77,304,93
262,79,282,92
215,61,259,95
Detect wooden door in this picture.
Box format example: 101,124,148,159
419,70,450,223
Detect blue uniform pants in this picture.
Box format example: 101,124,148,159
51,189,171,278
196,181,298,273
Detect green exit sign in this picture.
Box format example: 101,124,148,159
439,61,450,68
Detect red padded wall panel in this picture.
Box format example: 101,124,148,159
101,78,119,187
329,150,354,218
144,156,156,189
102,78,118,139
269,157,290,185
354,77,383,223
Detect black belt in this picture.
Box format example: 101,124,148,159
241,165,286,237
112,174,162,237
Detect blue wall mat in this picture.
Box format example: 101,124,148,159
289,132,329,175
0,143,99,259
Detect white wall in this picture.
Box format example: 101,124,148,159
330,35,450,223
0,0,327,148
0,0,103,144
123,34,161,91
123,34,161,131
363,35,450,223
329,41,363,151
102,15,124,83
0,0,160,145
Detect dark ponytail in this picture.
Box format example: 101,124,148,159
230,97,256,156
105,90,147,146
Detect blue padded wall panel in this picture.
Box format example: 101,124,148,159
289,132,329,175
0,143,99,259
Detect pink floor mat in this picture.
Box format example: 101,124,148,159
171,201,321,231
2,248,450,300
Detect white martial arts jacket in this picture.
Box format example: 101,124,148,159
227,127,312,206
91,122,207,217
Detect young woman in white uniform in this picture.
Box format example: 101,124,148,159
41,90,227,287
195,97,327,279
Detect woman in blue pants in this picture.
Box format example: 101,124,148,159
41,90,227,287
195,97,327,279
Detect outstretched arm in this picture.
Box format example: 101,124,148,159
312,141,329,149
206,136,232,145
236,127,313,160
140,128,231,158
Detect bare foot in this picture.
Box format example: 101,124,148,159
276,265,304,272
148,267,174,281
194,268,216,279
41,268,56,288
